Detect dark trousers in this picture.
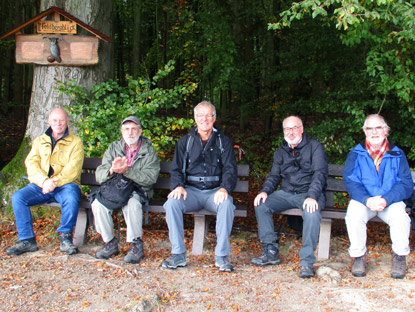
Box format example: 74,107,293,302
254,190,325,267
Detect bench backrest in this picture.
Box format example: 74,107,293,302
326,164,346,207
80,157,250,193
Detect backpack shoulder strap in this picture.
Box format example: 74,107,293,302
216,133,224,156
182,134,194,181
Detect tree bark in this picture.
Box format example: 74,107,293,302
25,0,113,140
131,0,142,77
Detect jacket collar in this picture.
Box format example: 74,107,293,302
356,140,399,156
45,127,69,142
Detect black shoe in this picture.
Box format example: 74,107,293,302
251,244,280,266
391,253,406,279
160,253,187,269
59,232,78,255
299,266,314,278
124,238,144,264
7,238,38,255
351,254,366,277
215,256,234,272
96,237,119,259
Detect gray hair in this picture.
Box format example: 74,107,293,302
362,114,390,131
282,115,303,128
194,101,216,116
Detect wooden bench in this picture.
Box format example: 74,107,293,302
278,164,415,260
71,157,250,255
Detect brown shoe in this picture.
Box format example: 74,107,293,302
391,253,406,279
351,255,366,277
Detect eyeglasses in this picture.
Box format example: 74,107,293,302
196,114,215,119
364,126,385,133
283,126,302,133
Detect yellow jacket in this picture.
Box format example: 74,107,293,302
25,129,84,188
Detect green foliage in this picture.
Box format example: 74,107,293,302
268,0,415,161
59,60,195,159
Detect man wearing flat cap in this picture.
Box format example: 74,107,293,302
91,116,160,263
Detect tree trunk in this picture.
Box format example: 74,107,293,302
25,0,113,140
131,0,142,77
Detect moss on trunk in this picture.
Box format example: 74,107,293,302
0,137,31,214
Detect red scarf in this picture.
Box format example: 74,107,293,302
366,138,389,172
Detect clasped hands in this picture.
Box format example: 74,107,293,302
42,178,58,194
366,196,387,212
109,156,128,175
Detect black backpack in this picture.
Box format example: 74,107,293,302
96,173,145,210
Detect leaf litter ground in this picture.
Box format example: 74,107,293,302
1,214,415,312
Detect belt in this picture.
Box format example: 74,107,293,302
187,176,220,182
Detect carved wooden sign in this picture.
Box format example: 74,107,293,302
0,6,112,66
16,34,99,65
37,21,77,34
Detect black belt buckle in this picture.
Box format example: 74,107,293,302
198,177,205,182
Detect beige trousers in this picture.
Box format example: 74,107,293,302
91,192,143,243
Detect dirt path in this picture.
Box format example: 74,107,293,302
1,229,415,312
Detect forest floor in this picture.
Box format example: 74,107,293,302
1,214,415,312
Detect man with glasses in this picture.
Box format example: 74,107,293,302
343,114,413,279
251,116,328,278
161,101,238,272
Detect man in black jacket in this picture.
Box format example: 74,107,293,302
251,116,328,278
161,101,238,272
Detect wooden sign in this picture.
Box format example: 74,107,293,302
16,34,99,66
37,21,77,34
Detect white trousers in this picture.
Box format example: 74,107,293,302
345,199,410,257
91,192,143,243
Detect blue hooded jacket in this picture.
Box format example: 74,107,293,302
343,141,413,206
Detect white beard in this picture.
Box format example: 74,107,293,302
285,136,302,146
367,137,385,147
124,136,140,146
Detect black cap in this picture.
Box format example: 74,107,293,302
122,116,141,127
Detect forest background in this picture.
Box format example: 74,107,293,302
1,0,415,209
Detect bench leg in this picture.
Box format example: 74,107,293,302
192,214,207,255
73,208,88,246
317,218,332,260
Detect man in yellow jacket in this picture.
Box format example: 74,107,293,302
7,108,84,256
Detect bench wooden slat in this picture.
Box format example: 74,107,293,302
82,157,102,170
326,178,345,192
328,164,345,177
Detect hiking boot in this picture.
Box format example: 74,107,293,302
215,256,234,272
391,253,406,279
160,253,186,269
251,243,280,266
96,237,119,259
351,254,366,277
299,266,314,278
124,238,144,264
59,232,78,255
6,238,38,255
